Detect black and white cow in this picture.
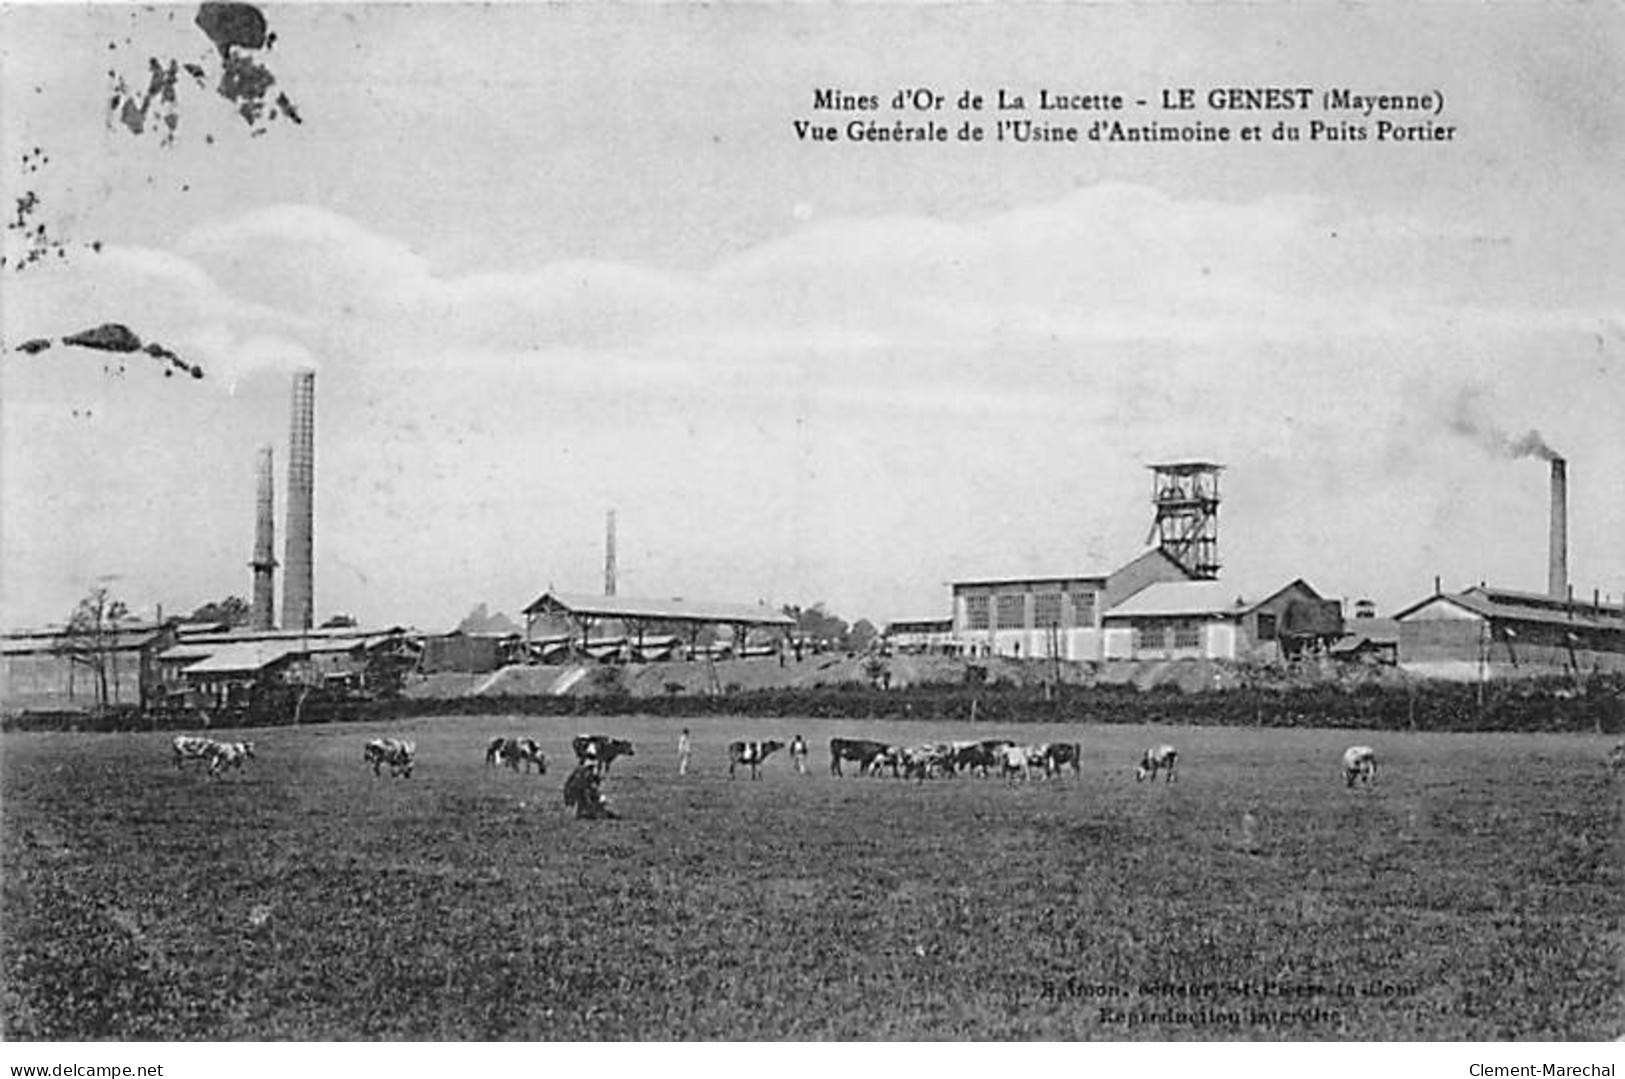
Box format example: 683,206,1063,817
572,735,634,776
728,740,784,780
1043,742,1083,778
1610,742,1625,775
511,738,547,774
172,735,218,770
1136,744,1178,783
900,744,953,781
828,737,890,777
951,739,1014,778
487,736,547,774
364,737,416,778
868,745,905,778
206,740,255,777
1342,745,1377,788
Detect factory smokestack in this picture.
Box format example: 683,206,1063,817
1548,457,1567,600
250,444,277,630
604,509,617,597
283,369,315,631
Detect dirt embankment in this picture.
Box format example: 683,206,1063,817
400,653,1419,702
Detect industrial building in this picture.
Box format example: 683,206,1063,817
950,548,1196,661
0,621,176,712
522,591,795,661
1392,586,1625,680
1101,578,1341,662
419,631,526,675
150,624,422,715
881,618,955,654
944,461,1240,660
1386,454,1625,679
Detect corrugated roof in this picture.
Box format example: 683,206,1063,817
159,634,384,669
950,548,1198,592
1147,462,1225,473
1331,618,1401,653
179,641,304,676
952,573,1109,590
523,591,794,626
885,618,953,633
157,642,219,662
1,627,166,656
178,625,411,645
1464,585,1624,622
1395,589,1625,633
1104,581,1252,619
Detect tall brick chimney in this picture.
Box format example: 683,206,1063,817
250,444,277,629
283,369,316,630
1548,457,1567,600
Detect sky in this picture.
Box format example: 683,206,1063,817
2,3,1622,632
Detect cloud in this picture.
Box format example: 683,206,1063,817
87,185,1607,404
178,204,712,352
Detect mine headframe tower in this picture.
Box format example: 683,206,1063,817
1146,461,1223,580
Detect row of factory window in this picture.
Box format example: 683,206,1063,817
963,592,1098,631
1135,620,1204,651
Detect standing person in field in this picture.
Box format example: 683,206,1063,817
678,727,692,776
789,734,808,775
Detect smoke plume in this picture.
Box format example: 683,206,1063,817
1448,387,1563,462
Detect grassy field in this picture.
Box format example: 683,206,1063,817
2,716,1620,1040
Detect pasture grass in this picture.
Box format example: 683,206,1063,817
2,717,1620,1040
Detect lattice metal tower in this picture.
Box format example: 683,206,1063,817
1147,462,1223,579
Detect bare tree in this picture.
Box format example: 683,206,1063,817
56,587,130,713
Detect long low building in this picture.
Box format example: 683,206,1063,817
522,591,795,655
1393,585,1625,679
1,622,174,711
881,618,956,654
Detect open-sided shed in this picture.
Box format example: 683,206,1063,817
521,591,794,661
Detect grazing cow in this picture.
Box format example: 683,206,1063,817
728,740,784,780
487,737,547,774
1609,742,1625,775
206,740,255,777
828,737,890,777
946,741,981,775
1136,744,1178,783
172,735,218,770
572,735,634,776
562,763,617,820
901,744,953,782
364,737,416,778
1043,742,1083,778
952,739,1014,778
1024,743,1053,779
1342,745,1378,788
512,738,547,774
868,745,905,778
